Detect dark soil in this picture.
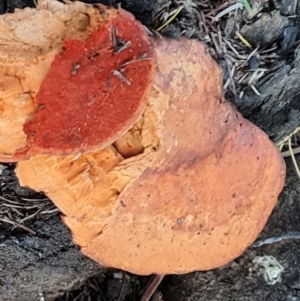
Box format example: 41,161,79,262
1,0,300,300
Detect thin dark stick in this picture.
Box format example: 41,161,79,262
140,275,165,301
0,217,36,235
116,272,126,301
251,232,300,248
110,26,117,49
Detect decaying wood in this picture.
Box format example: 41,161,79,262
233,48,300,143
0,215,104,301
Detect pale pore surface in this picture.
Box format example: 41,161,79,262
0,0,116,159
16,39,285,275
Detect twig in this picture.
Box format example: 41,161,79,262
116,272,126,301
40,208,59,214
281,146,300,157
91,278,107,301
238,47,259,69
121,57,151,68
0,217,36,235
140,275,165,301
252,232,300,248
247,69,267,85
22,197,49,202
110,26,117,49
73,291,84,301
223,39,247,59
200,11,209,34
20,208,43,223
211,33,222,56
205,2,229,17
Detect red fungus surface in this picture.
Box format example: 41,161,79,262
24,10,154,155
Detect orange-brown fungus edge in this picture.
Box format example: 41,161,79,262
23,10,154,155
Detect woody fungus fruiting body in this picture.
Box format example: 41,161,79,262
0,0,285,275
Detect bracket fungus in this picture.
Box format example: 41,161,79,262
2,0,285,275
0,0,153,160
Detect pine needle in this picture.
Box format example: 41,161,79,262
288,137,300,178
157,6,184,31
236,31,252,48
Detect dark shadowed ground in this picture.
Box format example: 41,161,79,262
1,0,300,300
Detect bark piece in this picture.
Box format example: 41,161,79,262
280,0,298,16
241,11,292,46
233,48,300,142
0,215,104,301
